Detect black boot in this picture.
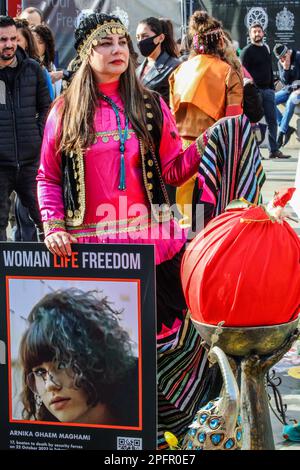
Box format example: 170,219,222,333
277,131,285,148
284,126,296,146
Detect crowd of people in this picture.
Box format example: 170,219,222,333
0,5,298,447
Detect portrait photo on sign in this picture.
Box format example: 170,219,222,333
7,277,141,429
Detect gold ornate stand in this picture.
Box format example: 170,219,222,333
192,318,299,450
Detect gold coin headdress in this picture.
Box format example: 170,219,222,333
78,19,128,61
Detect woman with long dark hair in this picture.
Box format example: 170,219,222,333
15,18,39,59
32,23,61,97
136,17,180,105
37,13,263,448
31,23,55,71
15,18,54,99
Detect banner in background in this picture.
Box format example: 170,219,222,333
22,0,111,68
6,0,22,16
0,243,157,450
22,0,182,69
193,0,300,72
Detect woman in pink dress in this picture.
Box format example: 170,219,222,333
37,12,221,447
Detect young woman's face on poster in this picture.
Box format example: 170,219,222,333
28,361,108,424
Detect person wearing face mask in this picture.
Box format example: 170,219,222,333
136,17,181,211
136,17,180,106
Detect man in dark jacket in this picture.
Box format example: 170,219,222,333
0,15,50,240
241,23,290,159
274,44,300,147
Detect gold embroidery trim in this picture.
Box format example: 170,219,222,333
140,92,171,221
65,149,86,228
44,219,66,236
139,138,171,223
78,20,127,61
70,220,159,238
68,214,149,231
93,129,135,142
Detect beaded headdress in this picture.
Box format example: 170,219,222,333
76,17,128,61
193,27,223,53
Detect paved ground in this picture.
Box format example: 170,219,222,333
260,146,300,450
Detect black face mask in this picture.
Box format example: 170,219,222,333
137,35,159,57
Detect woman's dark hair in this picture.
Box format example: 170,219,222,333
31,24,55,70
59,12,162,154
138,16,178,58
14,18,39,60
20,288,138,424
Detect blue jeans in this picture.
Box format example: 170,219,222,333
260,88,278,153
275,88,300,133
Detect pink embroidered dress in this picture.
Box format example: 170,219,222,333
37,80,201,265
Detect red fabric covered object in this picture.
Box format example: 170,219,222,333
181,205,300,327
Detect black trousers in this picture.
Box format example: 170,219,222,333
156,245,186,333
13,196,37,241
0,165,42,241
